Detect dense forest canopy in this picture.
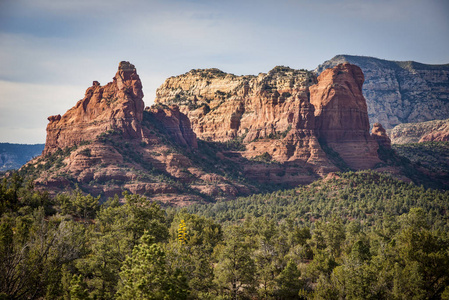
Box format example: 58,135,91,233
1,170,449,299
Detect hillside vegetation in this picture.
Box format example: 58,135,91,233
1,171,449,299
393,141,449,174
185,171,449,230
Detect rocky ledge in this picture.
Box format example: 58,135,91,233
388,118,449,144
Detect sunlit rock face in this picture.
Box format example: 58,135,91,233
32,62,246,205
310,63,381,170
29,62,395,205
371,123,392,148
156,63,385,175
44,61,146,155
388,119,449,144
315,55,449,129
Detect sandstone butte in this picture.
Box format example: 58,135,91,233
25,61,392,205
26,61,254,205
156,63,388,172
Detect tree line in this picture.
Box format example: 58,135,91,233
1,171,449,299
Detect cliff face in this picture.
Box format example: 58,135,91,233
26,62,403,204
315,55,449,129
371,123,391,148
155,67,318,141
155,67,330,169
309,63,381,169
155,66,338,183
25,62,254,205
388,119,449,144
44,62,146,155
156,63,383,174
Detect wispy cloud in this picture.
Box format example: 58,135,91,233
0,0,448,143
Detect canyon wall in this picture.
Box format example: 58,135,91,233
315,55,449,129
156,63,382,171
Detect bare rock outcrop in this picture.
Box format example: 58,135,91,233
306,63,381,169
147,105,198,149
26,62,258,205
26,61,400,204
388,119,449,144
156,63,386,176
44,61,145,155
155,66,339,183
420,129,449,142
371,123,392,148
315,55,449,129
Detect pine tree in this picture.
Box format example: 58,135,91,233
116,232,188,300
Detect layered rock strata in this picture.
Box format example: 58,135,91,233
388,119,449,144
156,63,383,172
44,61,146,155
27,62,251,204
371,123,392,148
28,61,397,204
315,55,449,129
155,66,338,182
309,63,381,169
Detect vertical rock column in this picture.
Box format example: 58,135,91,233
309,63,381,169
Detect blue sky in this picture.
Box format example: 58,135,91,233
1,0,448,143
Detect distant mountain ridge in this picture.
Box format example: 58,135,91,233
388,118,449,144
0,143,44,171
315,55,449,129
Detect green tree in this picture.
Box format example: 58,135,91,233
168,212,223,299
72,194,169,299
0,208,87,299
214,225,256,299
275,259,304,299
392,208,449,299
116,232,188,300
56,190,100,220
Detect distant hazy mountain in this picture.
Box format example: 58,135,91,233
315,55,449,129
0,143,44,171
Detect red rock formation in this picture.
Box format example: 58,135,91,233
147,105,198,149
155,67,319,143
309,63,381,169
27,62,269,205
44,61,145,155
155,66,339,183
419,131,449,142
418,120,449,142
157,63,383,172
29,61,400,204
388,119,449,144
371,123,391,148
